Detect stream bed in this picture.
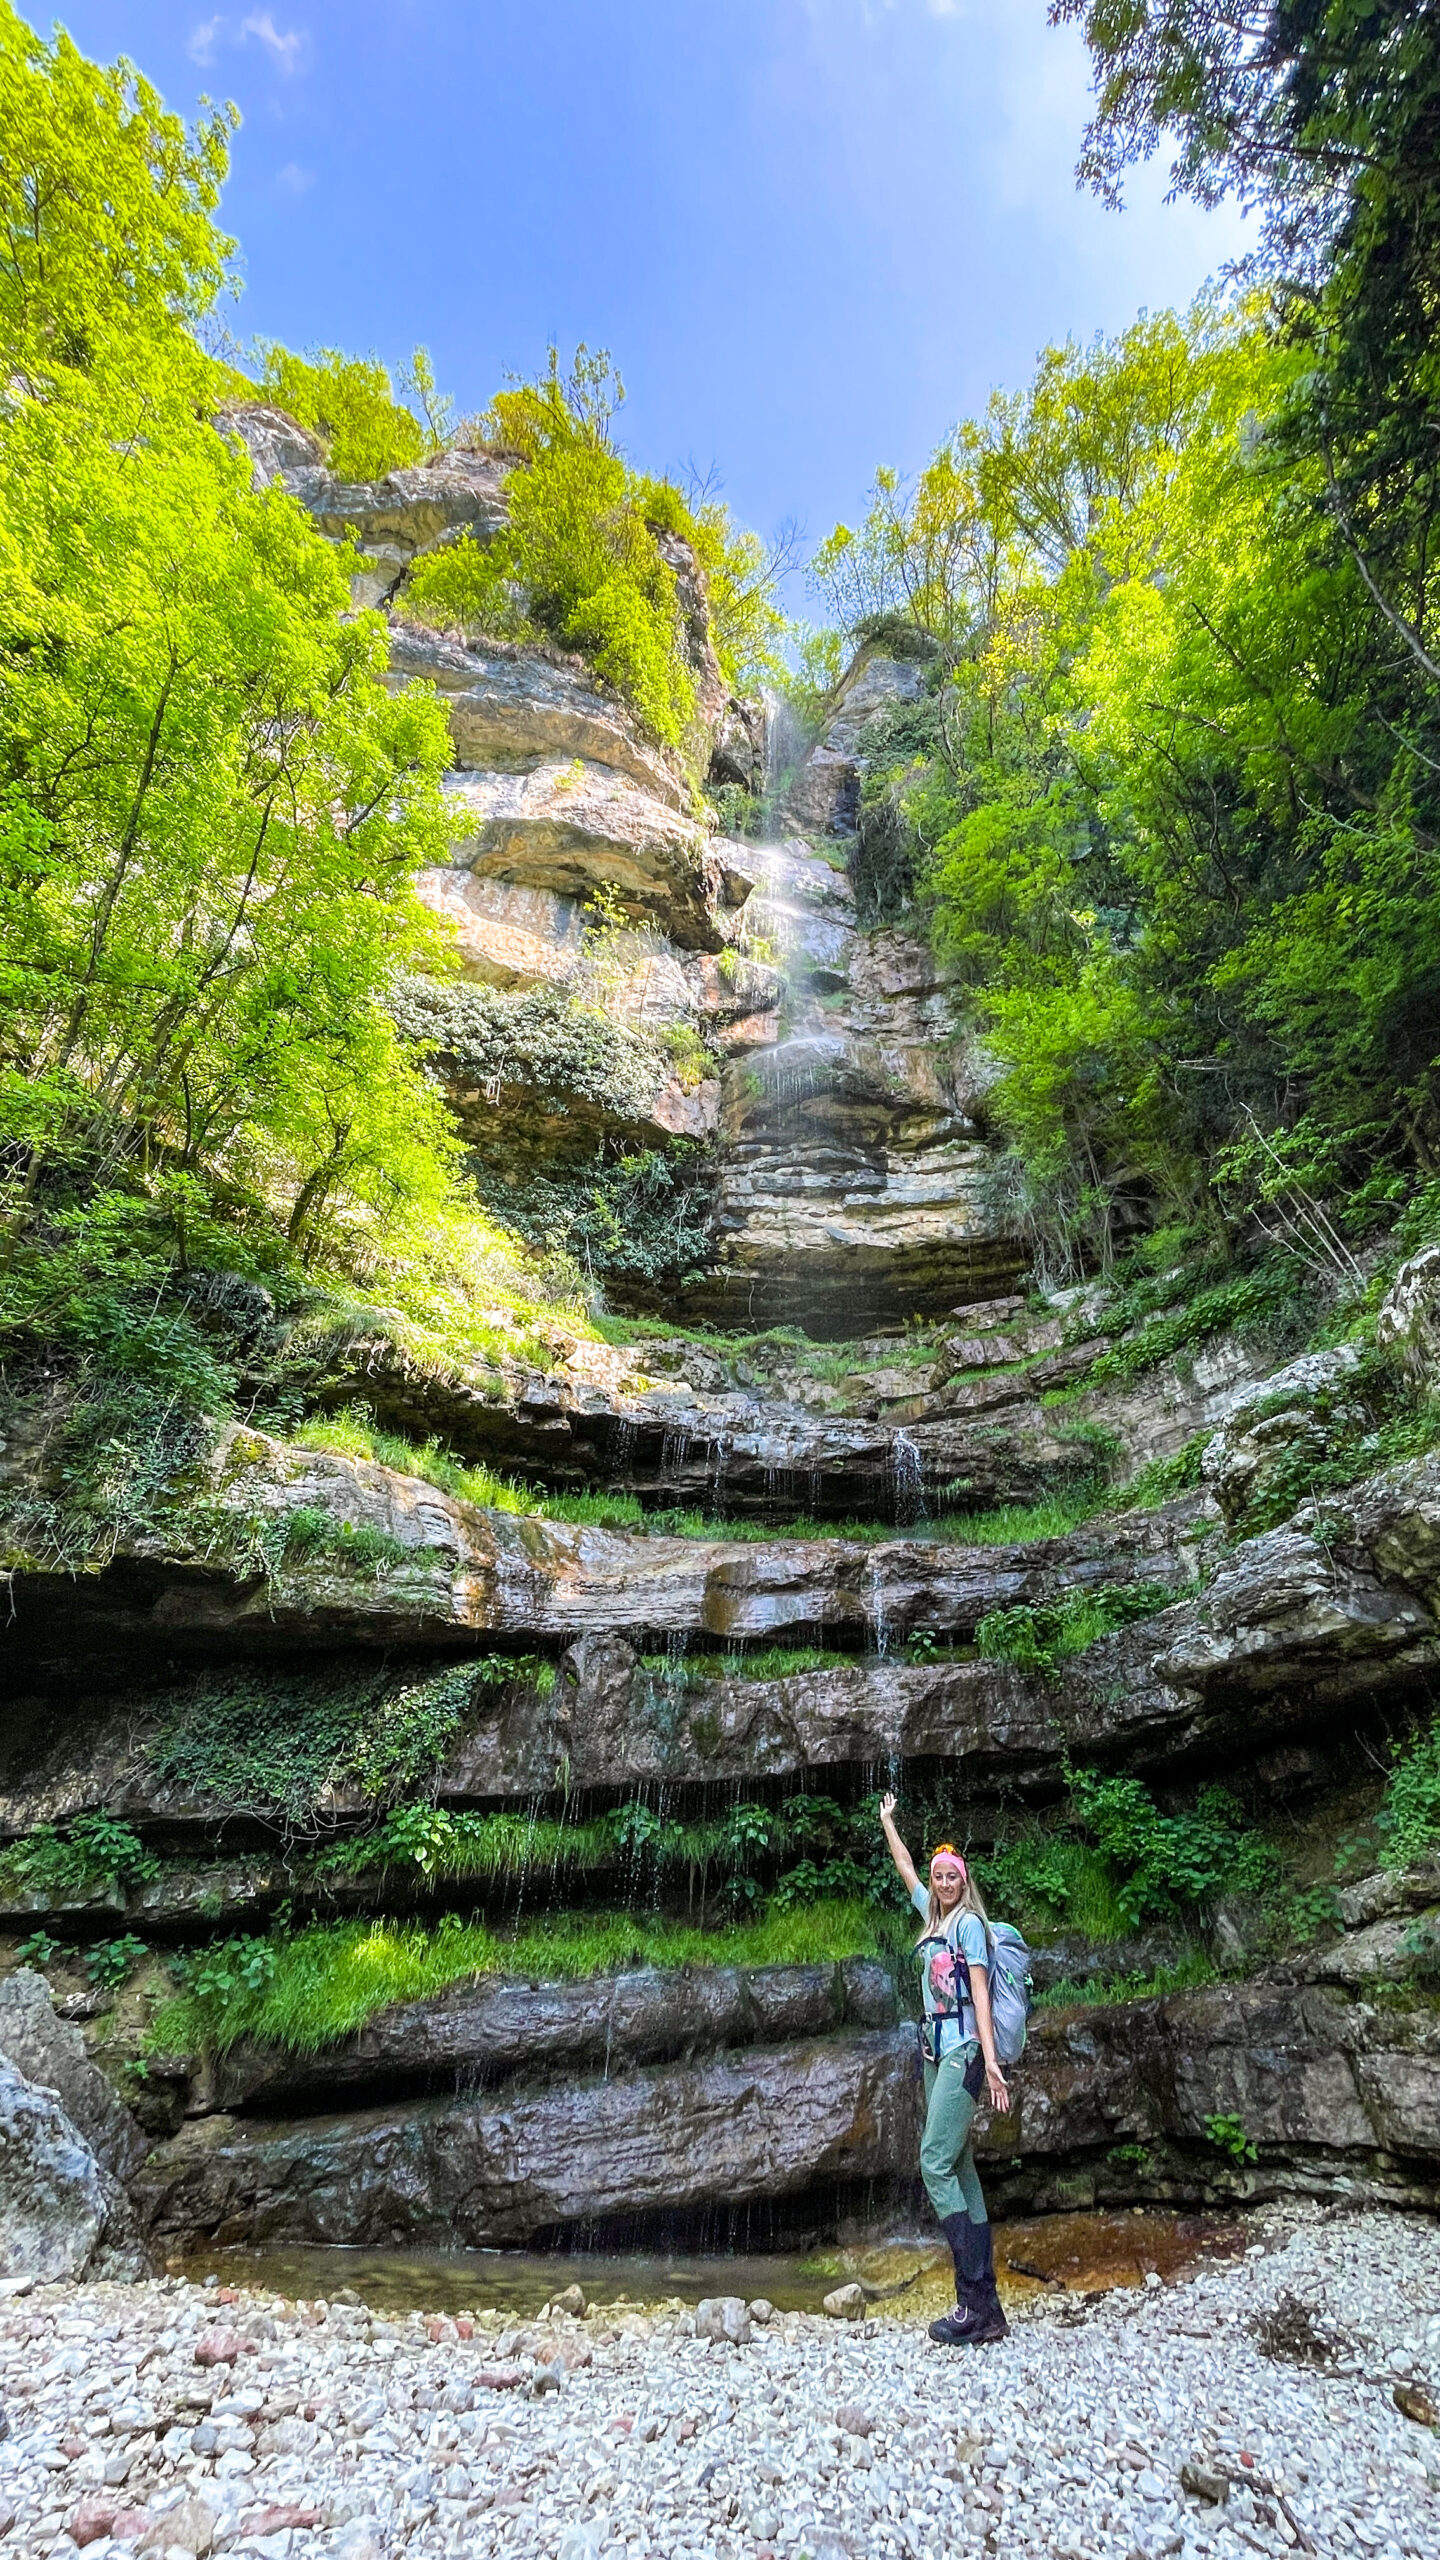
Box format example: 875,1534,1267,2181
178,2206,1250,2319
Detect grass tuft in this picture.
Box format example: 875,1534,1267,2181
147,1900,892,2058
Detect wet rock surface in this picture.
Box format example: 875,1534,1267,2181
0,1419,1204,1680
0,2208,1435,2560
136,2030,916,2250
126,1953,1440,2250
199,1959,898,2116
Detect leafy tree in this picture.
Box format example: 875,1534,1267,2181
0,1,468,1320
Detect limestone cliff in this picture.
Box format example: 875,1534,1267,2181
2,412,1439,2255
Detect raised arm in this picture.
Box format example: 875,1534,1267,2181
879,1792,920,1899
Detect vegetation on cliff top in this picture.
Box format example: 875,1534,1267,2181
399,344,785,748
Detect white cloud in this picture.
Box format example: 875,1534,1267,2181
187,14,223,65
241,11,308,73
275,161,315,194
188,11,311,75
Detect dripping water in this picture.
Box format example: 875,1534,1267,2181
890,1429,926,1529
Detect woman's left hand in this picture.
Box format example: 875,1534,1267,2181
985,2062,1011,2114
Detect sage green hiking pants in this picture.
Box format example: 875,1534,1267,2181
920,2037,989,2225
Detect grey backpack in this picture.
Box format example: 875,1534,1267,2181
983,1919,1033,2065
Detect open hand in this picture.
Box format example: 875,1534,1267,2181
986,2062,1011,2114
880,1791,898,1822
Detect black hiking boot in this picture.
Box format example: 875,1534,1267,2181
927,2216,1009,2346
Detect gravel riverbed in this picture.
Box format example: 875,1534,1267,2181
1,2206,1437,2560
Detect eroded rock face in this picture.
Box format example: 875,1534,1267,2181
982,1976,1440,2215
0,1420,1198,1678
1377,1243,1440,1386
786,652,931,837
136,2028,916,2247
131,1955,1440,2250
1151,1457,1440,1710
198,1957,897,2114
674,851,1027,1330
1201,1347,1369,1529
218,405,511,610
389,626,686,806
439,764,736,952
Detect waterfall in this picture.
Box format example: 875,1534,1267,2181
890,1429,926,1529
760,687,807,827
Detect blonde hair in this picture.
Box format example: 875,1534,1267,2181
917,1859,990,1941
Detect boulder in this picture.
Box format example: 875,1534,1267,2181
1377,1244,1440,1385
694,2296,752,2345
0,1967,148,2180
0,2056,142,2280
1200,1346,1369,1528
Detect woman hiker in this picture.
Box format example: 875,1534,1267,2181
880,1792,1010,2345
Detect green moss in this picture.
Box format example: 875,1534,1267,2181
1034,1954,1218,2010
934,1481,1108,1544
636,1645,832,1685
292,1409,646,1530
150,1660,537,1823
391,977,671,1130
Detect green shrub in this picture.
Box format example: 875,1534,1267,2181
1067,1769,1280,1927
1082,1267,1306,1392
85,1934,147,1989
471,1149,718,1294
987,1770,1279,1939
0,1815,159,1901
1112,1434,1209,1511
256,343,427,481
975,1580,1176,1677
1380,1717,1440,1868
1204,2111,1258,2165
403,351,695,748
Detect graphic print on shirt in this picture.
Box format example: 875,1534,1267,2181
919,1934,968,2018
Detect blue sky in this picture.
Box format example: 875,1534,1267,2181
58,0,1248,588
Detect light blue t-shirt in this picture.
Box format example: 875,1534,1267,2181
911,1882,988,2046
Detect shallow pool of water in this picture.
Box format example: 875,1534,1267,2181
178,2209,1249,2320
